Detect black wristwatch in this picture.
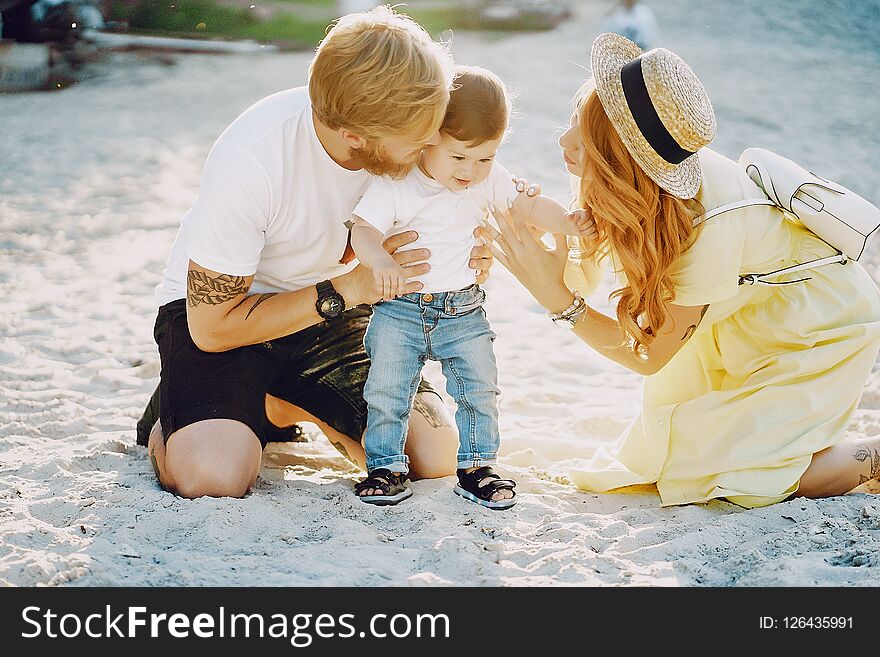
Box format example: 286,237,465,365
315,279,346,320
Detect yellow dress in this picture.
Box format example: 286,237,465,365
568,148,880,507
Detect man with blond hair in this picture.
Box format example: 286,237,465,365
139,6,492,498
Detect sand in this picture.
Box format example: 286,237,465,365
2,0,880,587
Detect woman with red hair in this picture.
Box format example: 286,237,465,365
485,33,880,507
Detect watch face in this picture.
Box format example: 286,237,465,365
320,296,343,317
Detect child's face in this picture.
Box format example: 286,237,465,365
420,132,503,191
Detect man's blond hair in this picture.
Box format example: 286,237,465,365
308,5,454,143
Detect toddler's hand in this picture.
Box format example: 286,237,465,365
565,208,598,241
372,259,407,301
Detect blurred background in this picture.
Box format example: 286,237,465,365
2,0,878,194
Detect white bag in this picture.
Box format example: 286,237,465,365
741,148,880,260
694,148,880,286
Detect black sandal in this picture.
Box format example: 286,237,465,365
354,468,413,506
453,466,517,510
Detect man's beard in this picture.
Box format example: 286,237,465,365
350,142,421,179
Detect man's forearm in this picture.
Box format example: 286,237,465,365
187,272,358,352
184,226,434,352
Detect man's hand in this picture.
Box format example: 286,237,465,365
470,228,494,285
338,230,430,306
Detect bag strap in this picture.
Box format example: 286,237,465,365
738,252,848,287
692,198,776,227
693,198,848,286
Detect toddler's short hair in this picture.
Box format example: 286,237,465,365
308,5,454,144
442,65,511,146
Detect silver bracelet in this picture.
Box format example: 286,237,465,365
549,291,582,319
549,292,585,329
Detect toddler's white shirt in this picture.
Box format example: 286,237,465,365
353,163,515,293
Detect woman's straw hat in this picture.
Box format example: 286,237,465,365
590,32,716,199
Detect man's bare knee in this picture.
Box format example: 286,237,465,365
147,420,177,493
171,453,258,499
408,461,453,481
405,391,457,479
163,419,262,499
174,469,254,499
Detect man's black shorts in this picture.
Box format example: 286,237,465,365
154,299,436,449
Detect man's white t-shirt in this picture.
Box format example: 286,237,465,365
155,86,372,307
353,163,515,293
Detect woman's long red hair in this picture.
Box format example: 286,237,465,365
574,82,703,356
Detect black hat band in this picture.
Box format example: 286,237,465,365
620,57,694,165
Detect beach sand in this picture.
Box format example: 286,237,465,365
2,0,880,586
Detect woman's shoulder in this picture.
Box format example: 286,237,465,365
696,147,764,210
688,150,745,238
695,147,785,233
672,149,783,305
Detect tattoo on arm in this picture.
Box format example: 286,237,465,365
854,446,880,485
228,296,251,313
244,293,278,320
187,270,248,307
214,288,278,320
680,305,710,341
226,292,278,320
412,391,452,429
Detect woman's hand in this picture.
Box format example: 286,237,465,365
481,203,576,314
338,231,429,306
469,237,494,285
513,177,541,198
466,178,541,286
509,177,541,237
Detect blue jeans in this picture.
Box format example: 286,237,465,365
363,284,500,474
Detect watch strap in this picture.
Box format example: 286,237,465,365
315,279,345,319
316,279,336,297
